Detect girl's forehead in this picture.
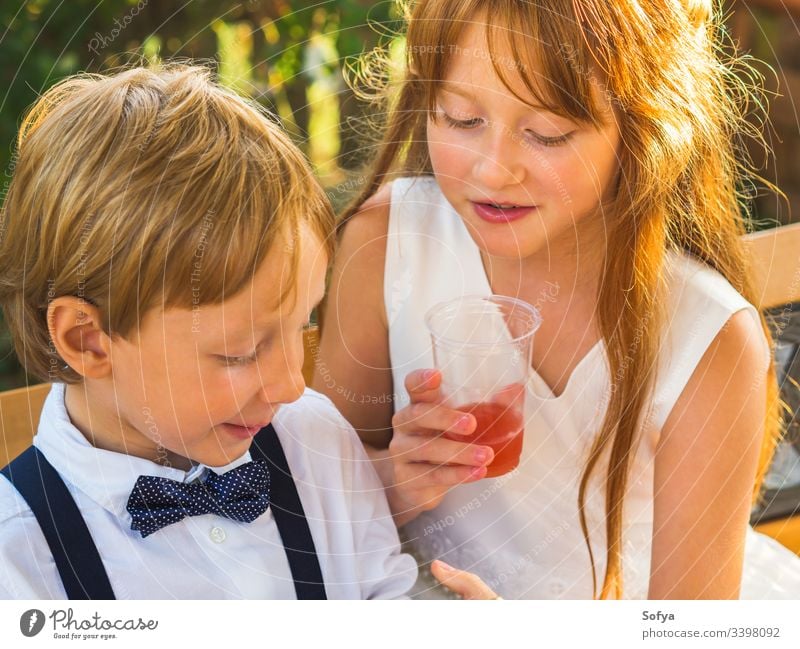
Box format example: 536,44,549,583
444,21,524,71
428,17,610,123
437,51,555,114
434,20,555,94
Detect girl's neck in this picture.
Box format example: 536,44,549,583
480,213,607,306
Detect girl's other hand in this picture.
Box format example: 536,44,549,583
431,560,501,599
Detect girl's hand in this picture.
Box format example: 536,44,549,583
388,369,494,524
431,560,501,599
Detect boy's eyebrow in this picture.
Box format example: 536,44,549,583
256,291,326,332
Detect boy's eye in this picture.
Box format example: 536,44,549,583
216,352,258,367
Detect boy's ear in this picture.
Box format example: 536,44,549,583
47,297,113,379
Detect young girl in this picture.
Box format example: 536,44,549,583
0,64,416,599
315,0,800,599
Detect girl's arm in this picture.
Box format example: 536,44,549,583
649,309,769,599
313,184,396,449
314,184,490,526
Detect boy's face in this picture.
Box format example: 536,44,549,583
107,226,327,468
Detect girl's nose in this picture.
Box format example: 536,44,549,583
473,123,525,190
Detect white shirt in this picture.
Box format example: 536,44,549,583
386,176,800,599
0,384,417,599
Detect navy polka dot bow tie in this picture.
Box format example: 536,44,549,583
126,460,271,538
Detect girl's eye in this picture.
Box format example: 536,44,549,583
525,129,574,147
440,112,483,129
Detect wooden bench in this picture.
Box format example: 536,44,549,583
744,223,800,553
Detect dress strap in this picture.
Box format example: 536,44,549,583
250,424,327,600
1,447,115,599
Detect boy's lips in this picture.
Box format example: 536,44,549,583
471,201,536,223
220,421,270,440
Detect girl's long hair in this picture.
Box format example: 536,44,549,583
343,0,781,598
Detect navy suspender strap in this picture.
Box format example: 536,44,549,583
0,447,115,600
251,424,328,600
1,426,324,601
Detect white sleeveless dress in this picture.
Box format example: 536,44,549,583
384,176,800,599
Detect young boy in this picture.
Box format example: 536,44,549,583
0,64,416,599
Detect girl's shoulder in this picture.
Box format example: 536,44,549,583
337,175,443,253
345,176,457,242
388,175,448,218
342,176,441,230
387,176,473,249
662,249,753,316
647,250,768,436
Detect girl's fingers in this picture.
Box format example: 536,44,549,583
392,401,476,437
404,368,442,399
395,462,487,489
391,434,493,467
430,560,501,600
408,386,443,403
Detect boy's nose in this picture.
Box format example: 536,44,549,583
255,353,306,407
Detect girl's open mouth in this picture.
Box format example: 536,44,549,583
471,201,536,223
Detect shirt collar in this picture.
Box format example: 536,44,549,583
33,383,253,521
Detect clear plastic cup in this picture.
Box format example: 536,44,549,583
425,295,541,477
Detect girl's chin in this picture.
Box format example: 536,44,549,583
464,225,544,260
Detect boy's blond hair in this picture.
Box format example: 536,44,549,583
0,63,335,384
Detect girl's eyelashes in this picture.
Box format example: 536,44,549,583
438,109,574,147
440,111,484,129
525,130,574,147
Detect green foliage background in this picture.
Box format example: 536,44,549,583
0,0,402,388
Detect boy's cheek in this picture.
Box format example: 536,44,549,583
196,371,258,416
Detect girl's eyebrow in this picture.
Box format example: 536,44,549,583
439,82,477,100
439,80,552,113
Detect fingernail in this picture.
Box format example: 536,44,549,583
474,448,490,463
457,415,473,430
434,560,454,573
469,466,487,480
422,369,436,383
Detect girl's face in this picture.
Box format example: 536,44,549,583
426,22,622,261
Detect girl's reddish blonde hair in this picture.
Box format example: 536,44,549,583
344,0,781,598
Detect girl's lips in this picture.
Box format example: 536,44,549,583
220,422,265,440
471,201,536,223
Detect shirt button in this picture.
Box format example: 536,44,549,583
209,526,227,543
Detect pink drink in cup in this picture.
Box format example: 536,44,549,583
425,295,541,478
